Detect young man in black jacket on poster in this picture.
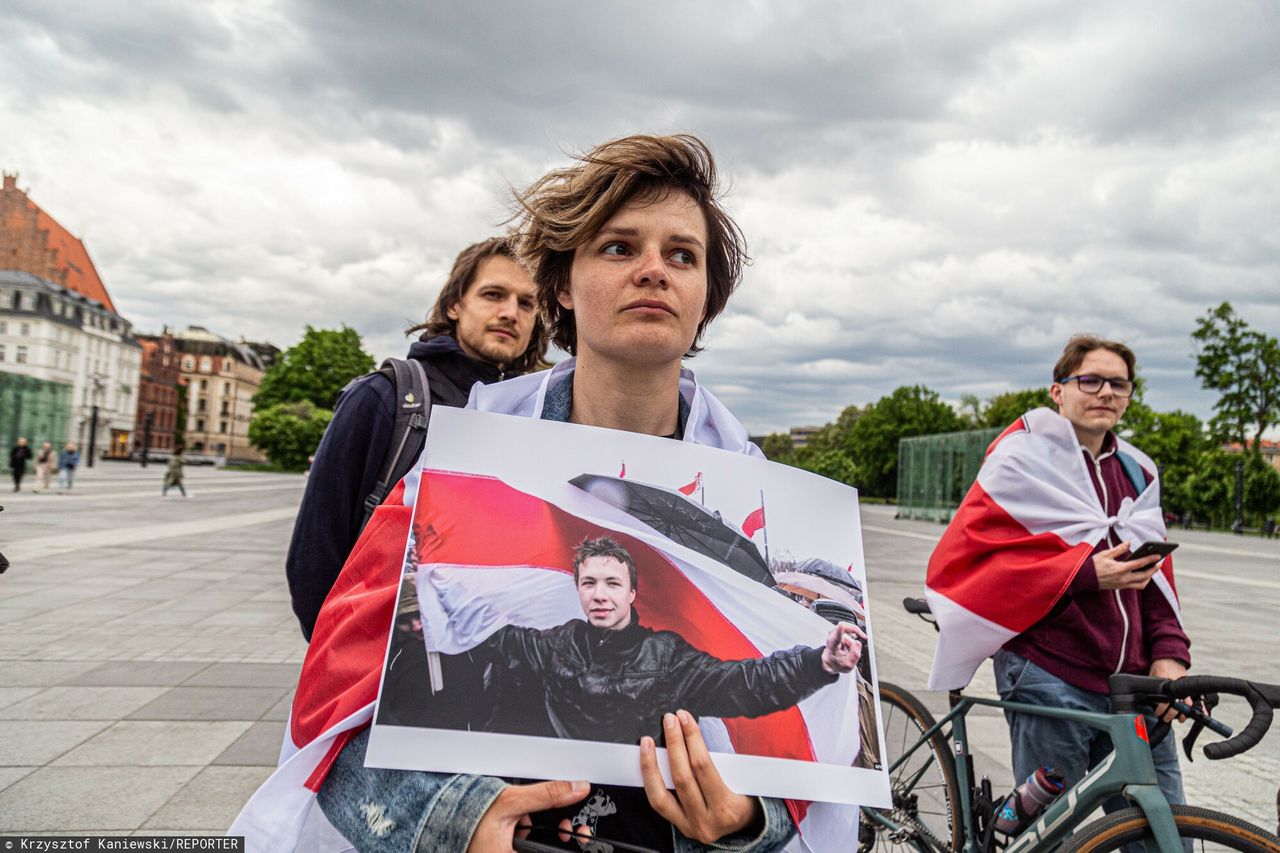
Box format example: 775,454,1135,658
286,237,548,640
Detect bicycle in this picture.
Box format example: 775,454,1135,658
859,597,1280,853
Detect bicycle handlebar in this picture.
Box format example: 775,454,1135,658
1109,673,1278,760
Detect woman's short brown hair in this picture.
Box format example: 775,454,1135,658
405,236,549,375
512,134,748,357
1052,334,1137,383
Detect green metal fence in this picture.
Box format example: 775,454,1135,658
896,427,1001,522
1,370,72,452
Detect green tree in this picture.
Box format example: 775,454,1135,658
760,432,795,462
1184,450,1280,529
849,386,964,498
981,388,1055,428
248,401,333,470
1192,302,1280,450
254,325,375,411
797,448,858,486
1119,406,1207,517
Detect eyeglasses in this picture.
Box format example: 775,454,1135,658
1056,374,1134,398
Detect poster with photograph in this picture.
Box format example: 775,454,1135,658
366,407,890,810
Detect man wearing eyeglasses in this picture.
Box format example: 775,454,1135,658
987,335,1192,818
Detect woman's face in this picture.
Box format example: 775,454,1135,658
560,190,709,371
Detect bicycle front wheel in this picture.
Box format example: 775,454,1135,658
860,681,962,853
1063,805,1280,853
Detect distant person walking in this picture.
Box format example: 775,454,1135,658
9,437,32,492
162,450,187,498
33,441,54,492
57,442,80,492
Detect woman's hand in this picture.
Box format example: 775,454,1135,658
639,710,761,844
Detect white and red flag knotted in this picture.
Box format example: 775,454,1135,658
924,408,1180,691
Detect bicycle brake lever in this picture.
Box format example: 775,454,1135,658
1181,715,1204,762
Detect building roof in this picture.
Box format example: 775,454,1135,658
1,174,116,312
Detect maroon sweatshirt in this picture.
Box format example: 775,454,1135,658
1003,432,1191,694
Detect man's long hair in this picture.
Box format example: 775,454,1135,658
511,134,749,358
405,236,549,375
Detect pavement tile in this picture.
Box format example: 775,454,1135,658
211,721,286,766
0,686,169,720
0,686,44,709
0,766,36,791
65,661,213,687
261,689,295,722
111,580,208,601
54,720,251,766
0,720,112,765
183,662,300,688
0,765,200,831
143,766,273,830
127,686,288,721
0,655,93,686
194,608,290,628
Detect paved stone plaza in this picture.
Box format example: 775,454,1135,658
0,464,1276,836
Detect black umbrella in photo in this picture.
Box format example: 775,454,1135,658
568,473,774,587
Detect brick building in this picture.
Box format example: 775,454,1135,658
133,330,181,456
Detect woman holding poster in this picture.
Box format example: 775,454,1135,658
232,134,868,853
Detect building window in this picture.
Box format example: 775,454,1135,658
222,382,230,396
0,345,5,362
0,320,7,333
200,356,212,373
196,418,205,432
197,398,207,413
19,292,36,311
183,356,194,371
19,322,30,336
220,400,229,415
219,421,228,434
16,345,28,364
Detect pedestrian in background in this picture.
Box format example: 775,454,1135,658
57,442,80,492
9,437,32,492
34,441,54,492
162,449,187,498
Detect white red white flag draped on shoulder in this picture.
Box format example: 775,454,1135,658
924,407,1180,692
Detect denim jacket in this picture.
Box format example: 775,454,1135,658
319,728,797,852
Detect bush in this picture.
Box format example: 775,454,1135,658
248,401,332,471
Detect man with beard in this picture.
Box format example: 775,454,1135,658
286,237,548,641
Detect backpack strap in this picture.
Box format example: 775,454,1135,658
360,358,432,531
1116,450,1149,496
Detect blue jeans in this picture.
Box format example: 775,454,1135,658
993,649,1185,816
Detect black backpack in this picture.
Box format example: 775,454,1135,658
358,358,432,531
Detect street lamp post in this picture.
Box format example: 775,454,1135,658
141,411,154,468
86,374,105,469
1233,458,1244,535
87,404,99,468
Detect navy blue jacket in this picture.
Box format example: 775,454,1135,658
286,336,510,640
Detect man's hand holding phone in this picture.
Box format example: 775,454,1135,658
1094,542,1164,590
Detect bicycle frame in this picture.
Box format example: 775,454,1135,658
866,693,1183,853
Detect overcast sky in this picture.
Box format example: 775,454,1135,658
4,1,1277,433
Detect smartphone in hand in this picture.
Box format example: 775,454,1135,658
1125,541,1178,562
